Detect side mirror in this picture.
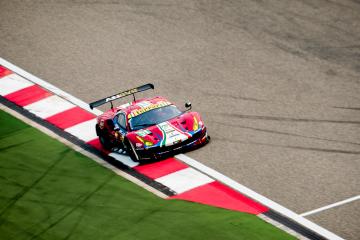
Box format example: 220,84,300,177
185,102,192,111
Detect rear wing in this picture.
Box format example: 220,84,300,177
89,83,154,109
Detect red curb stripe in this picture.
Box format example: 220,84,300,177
170,181,268,215
46,106,96,129
4,85,52,107
87,138,111,155
134,158,188,179
0,65,12,78
87,138,102,150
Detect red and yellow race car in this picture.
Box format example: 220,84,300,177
89,84,210,162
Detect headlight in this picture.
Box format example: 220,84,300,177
135,136,145,149
144,141,153,147
136,136,153,148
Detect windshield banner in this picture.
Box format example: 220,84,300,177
128,101,171,118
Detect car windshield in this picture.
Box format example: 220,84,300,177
129,105,182,131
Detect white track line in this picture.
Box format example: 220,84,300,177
0,57,345,240
301,195,360,217
176,154,344,240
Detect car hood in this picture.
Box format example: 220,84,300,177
127,112,202,148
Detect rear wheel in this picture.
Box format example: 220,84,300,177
97,125,114,150
99,135,113,150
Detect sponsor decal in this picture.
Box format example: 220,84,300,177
136,129,151,137
128,101,171,118
105,88,138,102
157,122,189,147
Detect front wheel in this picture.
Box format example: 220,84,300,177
125,138,140,162
99,133,114,150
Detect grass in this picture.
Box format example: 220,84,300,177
0,109,295,240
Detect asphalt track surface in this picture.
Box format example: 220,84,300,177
0,0,359,239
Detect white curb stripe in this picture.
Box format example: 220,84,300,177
176,154,344,240
65,118,98,142
0,73,34,96
301,195,360,217
24,95,74,118
108,152,140,168
156,168,214,194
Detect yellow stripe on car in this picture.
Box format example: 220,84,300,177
193,116,199,131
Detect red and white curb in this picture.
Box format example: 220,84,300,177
0,58,344,240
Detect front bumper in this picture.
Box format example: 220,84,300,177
136,128,209,161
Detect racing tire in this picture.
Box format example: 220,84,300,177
124,138,140,162
97,128,114,150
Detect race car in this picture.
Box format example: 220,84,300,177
89,83,210,162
